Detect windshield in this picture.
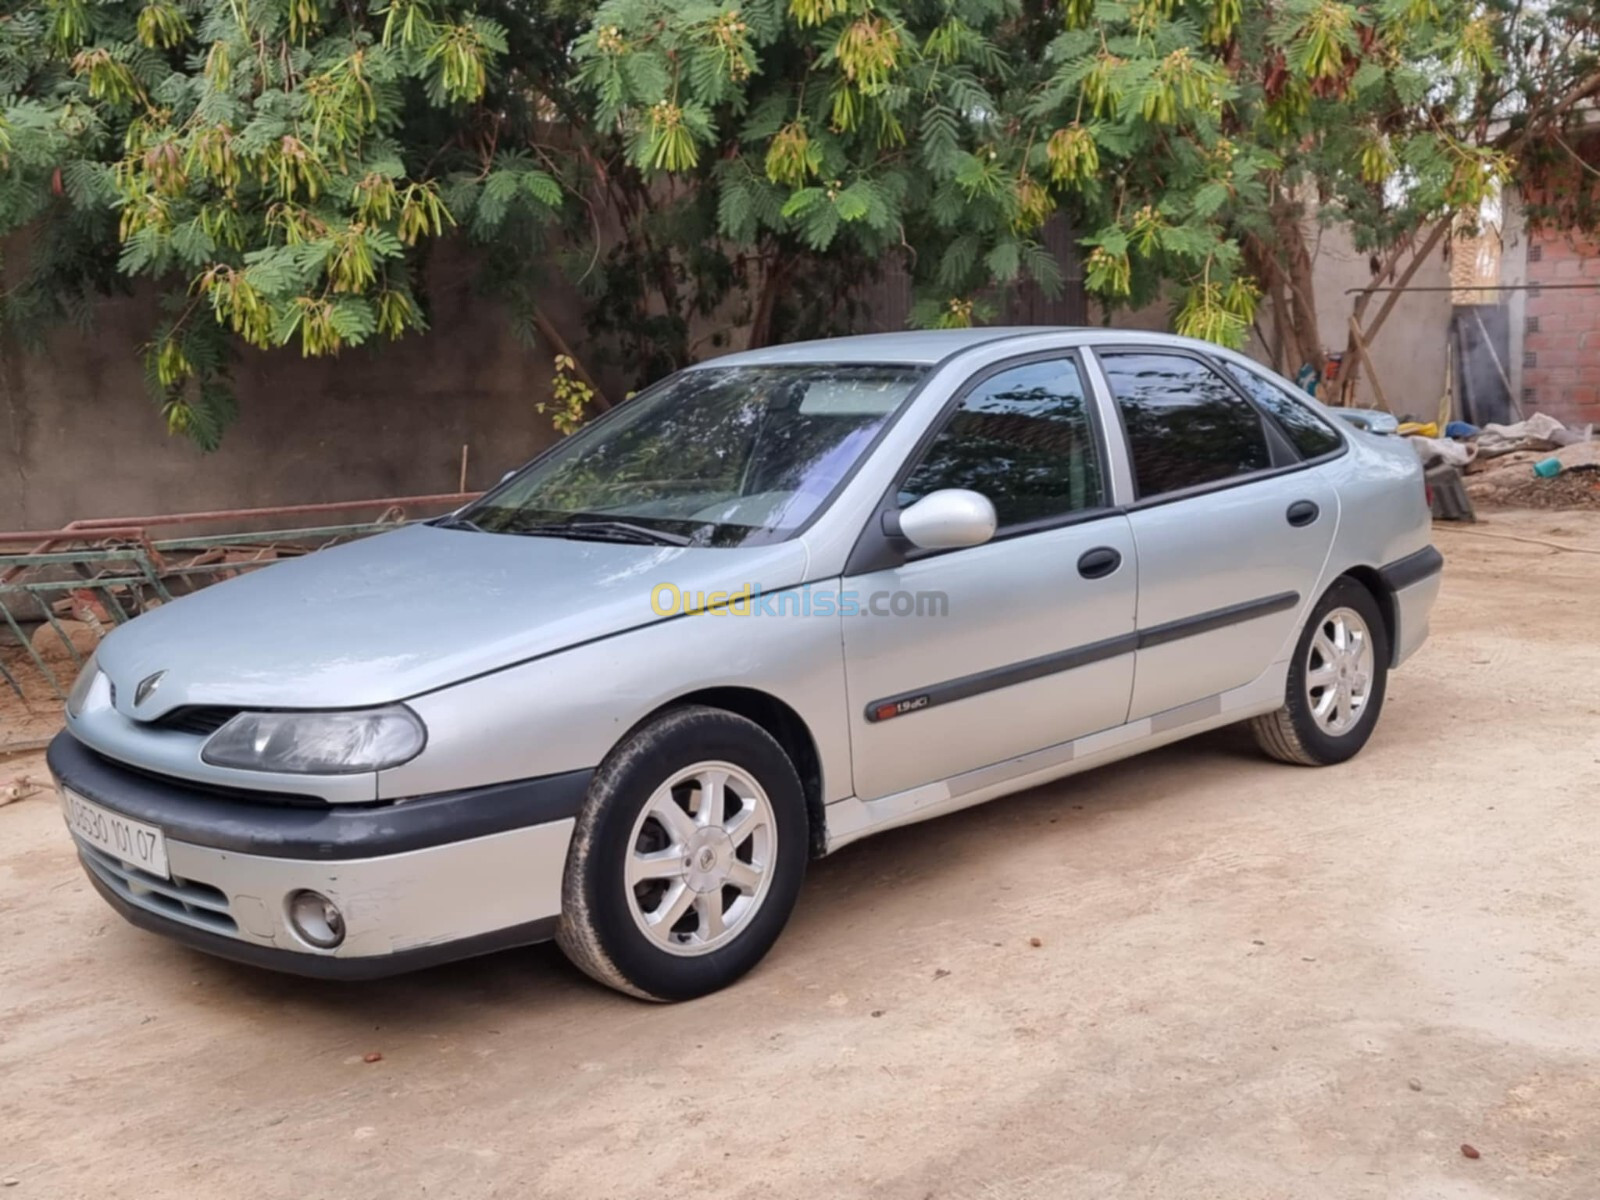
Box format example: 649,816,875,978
460,364,926,546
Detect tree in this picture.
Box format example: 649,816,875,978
588,0,1559,370
0,0,570,446
1326,0,1600,402
3,0,1597,446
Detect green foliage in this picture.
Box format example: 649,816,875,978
0,0,556,442
575,0,1060,326
1470,1,1600,235
2,0,1595,446
537,354,596,434
575,0,1563,351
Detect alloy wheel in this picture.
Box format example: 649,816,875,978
624,761,778,956
1305,605,1376,736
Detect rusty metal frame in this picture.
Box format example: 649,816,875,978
1,493,481,710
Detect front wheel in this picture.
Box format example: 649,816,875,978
556,706,809,1001
1250,577,1391,766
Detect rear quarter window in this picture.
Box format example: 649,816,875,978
1218,360,1344,460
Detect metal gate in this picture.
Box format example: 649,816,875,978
0,495,476,735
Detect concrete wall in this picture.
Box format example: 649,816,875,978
2,209,1467,532
1503,189,1531,413
0,250,562,530
0,227,1093,531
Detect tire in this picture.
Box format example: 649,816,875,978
1249,577,1391,767
555,705,809,1001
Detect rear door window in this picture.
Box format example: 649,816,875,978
1218,359,1344,460
1097,352,1272,500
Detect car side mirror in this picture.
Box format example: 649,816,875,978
891,489,998,551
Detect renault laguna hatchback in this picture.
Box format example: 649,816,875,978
51,329,1441,1000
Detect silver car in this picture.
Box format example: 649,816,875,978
50,329,1441,1000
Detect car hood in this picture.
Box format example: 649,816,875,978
96,524,811,717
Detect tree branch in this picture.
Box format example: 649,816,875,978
1496,68,1600,155
532,306,610,411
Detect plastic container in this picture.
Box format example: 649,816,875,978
1533,457,1563,478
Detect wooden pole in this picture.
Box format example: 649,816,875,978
1362,219,1454,345
1340,217,1453,404
1346,317,1393,414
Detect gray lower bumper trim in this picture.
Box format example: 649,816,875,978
48,731,592,861
85,867,558,980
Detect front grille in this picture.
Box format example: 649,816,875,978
157,706,240,736
76,841,238,938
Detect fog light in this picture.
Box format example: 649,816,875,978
287,889,345,949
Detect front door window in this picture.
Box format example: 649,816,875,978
899,357,1106,528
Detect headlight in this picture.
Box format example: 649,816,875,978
200,706,426,774
66,657,100,719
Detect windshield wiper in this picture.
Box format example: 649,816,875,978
512,519,692,547
433,513,489,533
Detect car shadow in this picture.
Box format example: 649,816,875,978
174,936,630,1025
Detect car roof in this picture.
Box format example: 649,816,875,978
693,328,1078,368
691,327,1230,368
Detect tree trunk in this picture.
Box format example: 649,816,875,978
745,250,794,351
1243,208,1319,380
1260,268,1304,375
1271,201,1326,380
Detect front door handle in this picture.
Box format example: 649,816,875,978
1286,500,1320,528
1077,546,1122,580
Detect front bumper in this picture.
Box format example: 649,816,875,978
48,732,591,979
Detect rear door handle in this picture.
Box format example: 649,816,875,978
1077,546,1122,579
1286,500,1320,528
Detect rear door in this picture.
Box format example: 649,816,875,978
1089,348,1341,721
841,353,1137,801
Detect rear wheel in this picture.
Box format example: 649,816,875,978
1250,578,1390,766
556,706,808,1001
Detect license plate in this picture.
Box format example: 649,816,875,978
59,788,169,880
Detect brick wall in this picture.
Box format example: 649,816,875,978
1521,231,1600,429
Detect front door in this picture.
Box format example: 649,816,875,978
841,354,1138,801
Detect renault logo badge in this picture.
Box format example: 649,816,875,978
134,670,166,707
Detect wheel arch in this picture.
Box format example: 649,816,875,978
639,687,828,858
1336,566,1398,665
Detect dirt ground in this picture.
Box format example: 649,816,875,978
2,510,1597,1200
0,648,77,754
